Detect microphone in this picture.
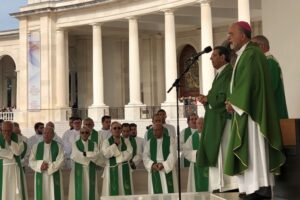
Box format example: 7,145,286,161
186,46,212,61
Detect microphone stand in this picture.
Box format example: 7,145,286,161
167,55,200,200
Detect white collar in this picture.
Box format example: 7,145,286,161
216,63,227,75
236,42,249,56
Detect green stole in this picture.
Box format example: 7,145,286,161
0,133,26,200
21,141,27,159
35,141,61,200
108,136,132,196
90,129,99,145
183,128,192,167
147,127,168,141
74,139,96,200
150,135,174,194
192,132,209,191
129,137,137,159
224,43,285,176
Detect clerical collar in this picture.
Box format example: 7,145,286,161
265,51,271,56
236,42,249,57
216,64,227,76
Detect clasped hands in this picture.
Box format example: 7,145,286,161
225,101,234,113
151,162,164,171
40,161,49,171
197,94,207,105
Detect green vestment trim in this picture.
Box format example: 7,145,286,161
90,129,99,145
192,132,209,191
0,133,26,200
129,137,137,159
150,135,174,194
147,127,169,141
35,141,61,200
183,128,192,167
108,136,132,195
75,139,96,200
224,42,285,176
197,64,233,167
21,141,27,159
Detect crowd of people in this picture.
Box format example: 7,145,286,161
0,21,288,200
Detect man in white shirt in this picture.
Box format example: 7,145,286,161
62,117,82,169
99,115,112,140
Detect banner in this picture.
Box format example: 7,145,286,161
28,31,41,110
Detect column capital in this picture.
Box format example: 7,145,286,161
127,16,138,20
199,0,212,4
56,27,67,32
161,8,176,14
90,22,103,26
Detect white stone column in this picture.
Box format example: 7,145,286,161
200,0,214,95
128,17,142,105
88,23,108,119
55,28,69,120
238,0,250,23
125,17,145,120
11,78,16,107
160,9,178,119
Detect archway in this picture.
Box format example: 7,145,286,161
178,44,200,98
0,55,17,111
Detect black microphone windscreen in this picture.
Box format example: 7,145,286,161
204,46,212,53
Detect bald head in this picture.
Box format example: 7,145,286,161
2,121,14,138
251,35,270,53
43,127,55,144
46,121,55,129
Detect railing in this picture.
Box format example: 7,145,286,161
140,104,199,119
140,106,161,119
66,108,88,120
109,107,125,119
0,112,14,120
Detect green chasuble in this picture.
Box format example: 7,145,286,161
266,54,289,119
183,128,192,167
0,133,27,200
192,132,209,191
197,64,233,167
224,42,285,176
35,141,61,200
74,139,96,200
108,136,132,196
150,135,174,194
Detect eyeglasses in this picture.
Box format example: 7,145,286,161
113,127,122,130
80,131,89,134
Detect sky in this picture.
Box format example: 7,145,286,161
0,0,27,31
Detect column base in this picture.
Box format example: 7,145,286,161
88,105,109,121
125,104,146,120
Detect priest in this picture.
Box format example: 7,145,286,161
68,126,101,200
101,121,133,196
180,113,198,168
251,35,288,119
196,46,236,192
0,121,28,200
183,117,208,192
143,123,178,194
29,126,65,200
225,21,285,199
